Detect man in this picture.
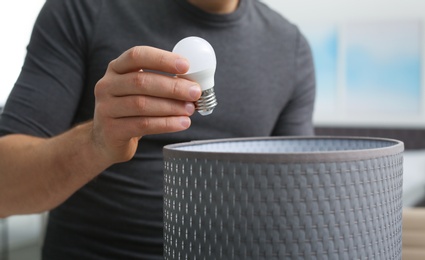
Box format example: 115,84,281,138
0,0,315,258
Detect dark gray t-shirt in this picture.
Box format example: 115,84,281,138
0,0,315,259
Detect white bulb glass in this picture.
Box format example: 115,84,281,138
173,36,218,116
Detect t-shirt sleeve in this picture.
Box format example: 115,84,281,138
272,29,316,136
0,0,100,138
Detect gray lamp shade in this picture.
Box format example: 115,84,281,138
163,136,404,259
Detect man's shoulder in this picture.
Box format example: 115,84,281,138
253,2,294,25
250,1,299,37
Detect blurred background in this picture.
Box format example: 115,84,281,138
266,0,424,128
1,0,424,259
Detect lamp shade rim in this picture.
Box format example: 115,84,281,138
163,136,404,163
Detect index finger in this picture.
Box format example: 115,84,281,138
111,46,190,75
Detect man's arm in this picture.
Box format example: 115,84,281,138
0,124,107,217
0,46,201,217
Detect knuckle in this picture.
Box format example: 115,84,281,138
107,58,123,75
107,59,116,71
135,96,147,114
94,79,108,98
128,46,143,61
134,72,148,90
171,80,181,97
138,117,150,131
164,117,171,130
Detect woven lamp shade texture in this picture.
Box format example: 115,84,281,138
163,137,404,260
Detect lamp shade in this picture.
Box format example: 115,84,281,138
163,136,404,259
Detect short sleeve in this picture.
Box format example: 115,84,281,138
0,0,101,137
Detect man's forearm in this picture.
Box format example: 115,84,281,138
0,121,111,217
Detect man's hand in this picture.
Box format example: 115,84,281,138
92,46,201,164
0,46,202,216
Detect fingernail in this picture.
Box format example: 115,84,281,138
185,102,195,114
180,117,191,128
189,85,201,100
175,58,189,74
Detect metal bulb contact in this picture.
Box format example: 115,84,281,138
195,88,218,116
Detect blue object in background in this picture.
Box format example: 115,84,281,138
301,24,339,114
301,20,422,124
345,21,421,115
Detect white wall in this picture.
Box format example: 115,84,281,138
0,0,45,106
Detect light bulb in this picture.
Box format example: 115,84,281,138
172,36,218,116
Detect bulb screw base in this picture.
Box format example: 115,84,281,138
195,88,218,116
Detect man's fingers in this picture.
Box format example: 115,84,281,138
90,46,196,164
101,95,196,118
111,116,192,138
110,46,189,75
104,71,201,101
